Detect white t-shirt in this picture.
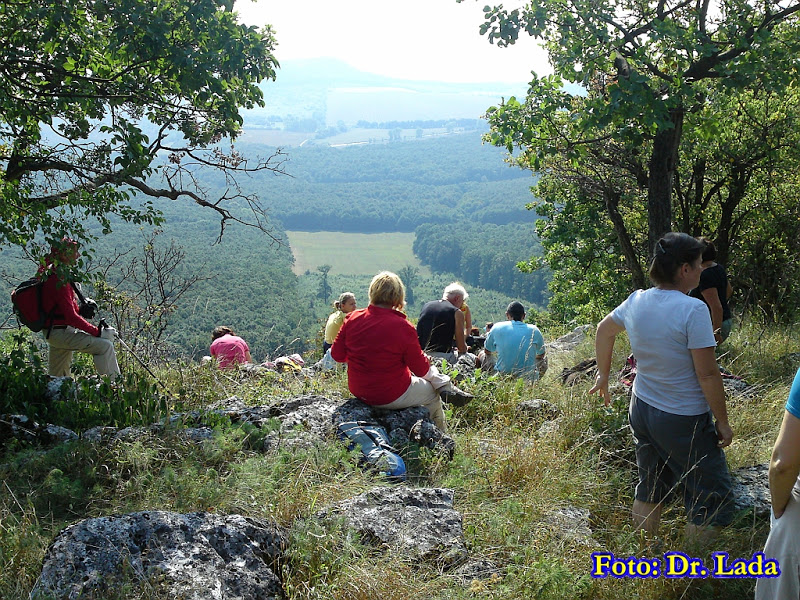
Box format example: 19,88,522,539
611,288,716,415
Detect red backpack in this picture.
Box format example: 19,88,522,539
10,278,62,334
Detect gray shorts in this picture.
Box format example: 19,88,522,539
629,394,734,526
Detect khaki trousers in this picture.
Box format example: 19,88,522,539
382,366,450,432
46,327,121,380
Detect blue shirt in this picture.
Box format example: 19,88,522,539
484,320,545,378
786,368,800,419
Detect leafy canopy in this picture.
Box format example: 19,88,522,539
469,0,800,247
0,0,284,257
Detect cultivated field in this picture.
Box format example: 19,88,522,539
286,231,432,276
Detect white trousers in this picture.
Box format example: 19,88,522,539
46,327,121,380
755,484,800,600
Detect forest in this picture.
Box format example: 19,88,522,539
413,222,549,306
0,131,547,360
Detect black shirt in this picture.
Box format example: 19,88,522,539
416,300,457,353
690,263,731,321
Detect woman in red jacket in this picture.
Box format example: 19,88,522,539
331,271,472,432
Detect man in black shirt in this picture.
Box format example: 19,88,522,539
417,282,469,364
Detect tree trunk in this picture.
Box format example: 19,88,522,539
715,165,747,266
605,191,646,290
647,108,685,252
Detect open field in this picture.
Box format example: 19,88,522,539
286,231,432,276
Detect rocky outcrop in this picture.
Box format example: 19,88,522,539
548,325,593,353
31,511,287,600
0,414,78,446
315,486,467,569
5,394,454,462
516,398,560,426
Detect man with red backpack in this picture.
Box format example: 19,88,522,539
38,238,120,380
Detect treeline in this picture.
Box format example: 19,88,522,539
354,118,483,130
413,223,550,305
237,133,530,185
222,133,538,232
269,180,535,232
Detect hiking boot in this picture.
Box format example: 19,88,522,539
439,385,474,407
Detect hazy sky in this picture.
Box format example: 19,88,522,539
234,0,551,83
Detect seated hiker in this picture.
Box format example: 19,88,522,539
209,326,253,369
40,238,121,380
416,282,470,364
331,271,473,432
481,301,547,381
323,292,357,353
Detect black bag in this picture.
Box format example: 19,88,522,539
72,283,97,319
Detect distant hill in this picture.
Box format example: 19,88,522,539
242,58,529,134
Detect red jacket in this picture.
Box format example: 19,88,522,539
331,305,430,405
40,272,99,336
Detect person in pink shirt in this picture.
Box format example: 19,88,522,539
209,326,252,369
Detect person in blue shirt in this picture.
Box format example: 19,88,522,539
756,367,800,599
482,301,547,381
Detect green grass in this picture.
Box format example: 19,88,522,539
286,231,432,277
1,319,798,599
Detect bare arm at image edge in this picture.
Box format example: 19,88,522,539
769,410,800,518
701,287,724,341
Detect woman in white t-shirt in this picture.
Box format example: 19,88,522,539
590,232,734,541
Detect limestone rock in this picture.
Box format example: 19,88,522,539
32,511,287,600
731,463,770,517
451,558,503,583
545,505,595,545
316,486,466,568
548,325,593,354
0,414,78,446
45,376,76,404
516,398,560,425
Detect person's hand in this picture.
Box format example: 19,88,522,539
715,421,733,448
589,374,612,407
100,326,118,341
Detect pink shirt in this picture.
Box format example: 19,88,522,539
210,334,250,369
